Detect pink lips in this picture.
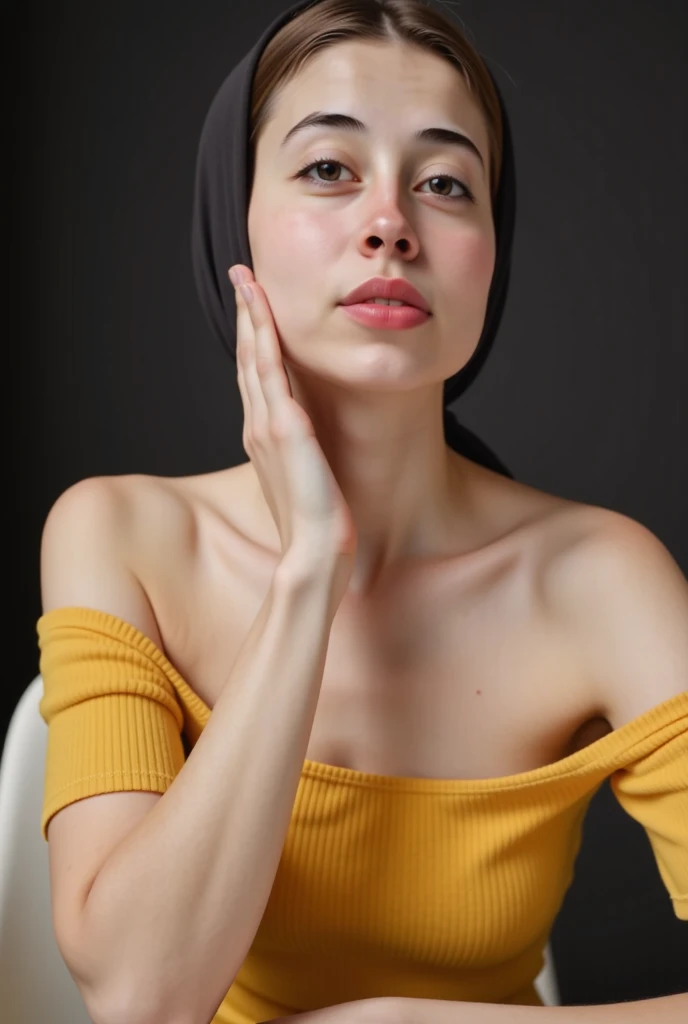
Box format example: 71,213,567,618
340,302,430,329
339,276,431,312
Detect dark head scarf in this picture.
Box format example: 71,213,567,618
191,0,516,479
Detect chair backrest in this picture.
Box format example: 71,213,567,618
0,675,92,1024
0,676,560,1016
535,940,560,1006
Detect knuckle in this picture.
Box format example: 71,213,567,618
288,400,308,428
255,353,272,376
269,418,288,443
252,417,270,445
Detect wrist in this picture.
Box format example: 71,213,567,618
275,542,342,591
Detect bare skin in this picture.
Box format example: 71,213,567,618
124,463,614,782
121,39,614,780
245,39,499,595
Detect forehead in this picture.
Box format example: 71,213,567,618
263,39,488,151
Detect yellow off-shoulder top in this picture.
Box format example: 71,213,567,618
37,606,688,1022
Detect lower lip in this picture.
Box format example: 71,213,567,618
339,302,430,329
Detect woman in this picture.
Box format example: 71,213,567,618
37,2,688,1023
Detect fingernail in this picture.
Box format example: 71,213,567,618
240,283,254,304
229,267,238,286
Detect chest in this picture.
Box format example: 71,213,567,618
149,518,610,782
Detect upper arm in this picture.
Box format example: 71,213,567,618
40,476,168,975
41,475,164,633
546,510,688,729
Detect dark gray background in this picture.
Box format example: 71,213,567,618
7,0,687,1006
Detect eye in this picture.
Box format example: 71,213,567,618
417,175,474,201
294,157,475,203
295,158,355,185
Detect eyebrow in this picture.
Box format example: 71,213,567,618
280,111,485,174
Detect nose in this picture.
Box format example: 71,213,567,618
357,195,420,260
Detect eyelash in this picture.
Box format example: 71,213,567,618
294,155,475,203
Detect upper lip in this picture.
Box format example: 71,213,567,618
339,277,431,313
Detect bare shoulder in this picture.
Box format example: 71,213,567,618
41,471,204,638
100,469,227,590
66,470,201,563
541,504,688,726
541,501,686,618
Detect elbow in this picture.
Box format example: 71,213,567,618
58,962,161,1024
81,985,190,1024
84,983,205,1024
57,922,203,1024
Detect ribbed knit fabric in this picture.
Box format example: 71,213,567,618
37,607,688,1022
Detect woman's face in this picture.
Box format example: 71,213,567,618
247,39,496,392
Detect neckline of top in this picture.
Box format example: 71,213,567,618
37,605,688,794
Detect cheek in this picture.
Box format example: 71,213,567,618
443,226,496,294
250,208,336,282
435,226,496,379
247,207,335,348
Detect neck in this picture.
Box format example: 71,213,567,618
257,368,481,597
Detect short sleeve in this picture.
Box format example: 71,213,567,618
610,700,688,920
37,606,187,841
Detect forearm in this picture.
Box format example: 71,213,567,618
75,552,340,1024
394,992,688,1023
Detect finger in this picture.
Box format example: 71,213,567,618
241,281,294,410
231,268,266,437
231,267,292,400
235,347,251,423
230,268,258,426
235,284,269,430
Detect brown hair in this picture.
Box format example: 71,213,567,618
249,0,503,205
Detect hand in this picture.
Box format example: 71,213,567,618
230,264,358,571
258,995,399,1024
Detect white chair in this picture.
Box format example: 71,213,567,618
0,676,560,1022
535,939,560,1006
0,675,93,1023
